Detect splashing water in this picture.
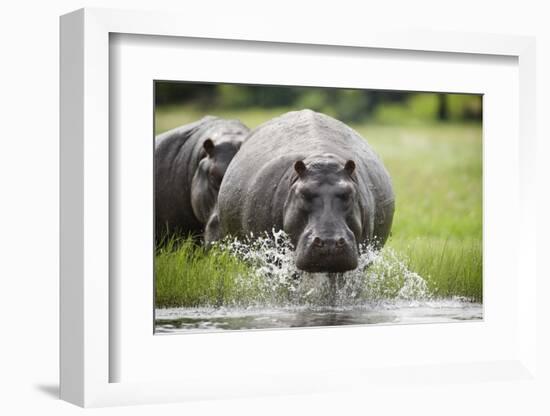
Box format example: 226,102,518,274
215,230,431,308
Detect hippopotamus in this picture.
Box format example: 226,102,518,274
205,109,394,273
155,116,249,242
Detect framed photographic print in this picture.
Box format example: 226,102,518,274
60,7,538,408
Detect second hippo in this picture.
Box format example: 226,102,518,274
155,116,249,242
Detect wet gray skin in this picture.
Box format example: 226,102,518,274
206,109,395,273
155,116,249,243
284,157,362,272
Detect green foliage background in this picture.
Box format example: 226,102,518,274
155,82,481,125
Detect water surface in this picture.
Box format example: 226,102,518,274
155,300,482,334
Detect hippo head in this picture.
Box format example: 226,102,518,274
191,136,244,224
283,155,363,273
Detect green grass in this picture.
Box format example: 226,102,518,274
155,106,482,307
388,238,482,301
155,237,261,307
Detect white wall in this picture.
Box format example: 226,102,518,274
1,1,548,414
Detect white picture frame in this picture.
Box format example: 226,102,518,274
60,7,538,408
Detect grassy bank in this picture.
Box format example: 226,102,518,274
155,238,257,307
155,107,482,307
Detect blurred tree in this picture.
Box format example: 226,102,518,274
155,82,217,106
437,93,449,121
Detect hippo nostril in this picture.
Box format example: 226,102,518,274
313,237,324,247
336,237,346,247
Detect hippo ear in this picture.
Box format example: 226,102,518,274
294,160,307,176
344,160,356,175
203,139,215,156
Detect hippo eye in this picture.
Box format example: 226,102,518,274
301,190,315,202
336,192,351,202
209,169,223,187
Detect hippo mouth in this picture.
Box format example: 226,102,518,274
295,235,359,273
